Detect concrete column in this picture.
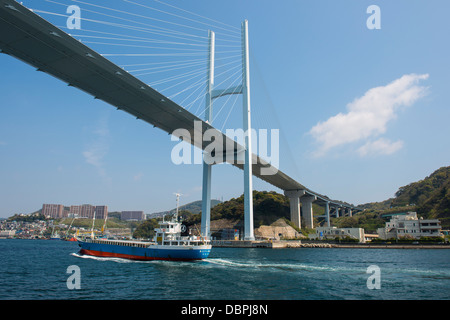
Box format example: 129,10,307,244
335,207,340,218
349,208,352,217
284,190,305,229
301,195,316,229
201,163,211,237
325,201,330,227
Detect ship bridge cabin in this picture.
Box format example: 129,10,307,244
153,220,209,247
155,221,182,240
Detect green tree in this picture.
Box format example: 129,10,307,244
133,219,159,239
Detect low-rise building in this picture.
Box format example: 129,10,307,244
309,226,366,243
377,212,442,240
0,230,16,239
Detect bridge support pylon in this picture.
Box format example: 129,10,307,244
201,30,215,238
201,21,255,240
241,20,254,240
335,206,340,218
284,190,305,229
325,201,330,227
301,195,316,229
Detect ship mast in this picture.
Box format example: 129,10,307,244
174,193,181,222
101,212,108,235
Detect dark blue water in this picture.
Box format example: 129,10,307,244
0,239,449,300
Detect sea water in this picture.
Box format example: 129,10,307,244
0,239,449,300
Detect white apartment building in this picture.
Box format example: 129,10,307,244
377,212,442,240
309,227,366,243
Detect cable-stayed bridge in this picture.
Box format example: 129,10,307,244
0,0,360,240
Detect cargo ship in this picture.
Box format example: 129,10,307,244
77,194,211,261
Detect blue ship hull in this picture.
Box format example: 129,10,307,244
78,239,211,261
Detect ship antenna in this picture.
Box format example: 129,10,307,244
174,193,182,222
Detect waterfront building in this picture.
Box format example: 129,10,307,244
0,230,16,239
121,211,144,221
309,226,366,243
377,212,442,240
364,233,379,242
42,204,64,219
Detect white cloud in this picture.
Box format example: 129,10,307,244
357,138,404,157
309,73,429,157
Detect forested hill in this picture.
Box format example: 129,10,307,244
361,166,450,228
182,191,324,230
181,191,290,228
414,167,450,226
393,166,450,208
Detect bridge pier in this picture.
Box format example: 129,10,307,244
284,190,305,229
301,195,316,229
325,201,330,227
341,207,351,217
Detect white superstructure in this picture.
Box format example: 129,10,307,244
377,212,442,239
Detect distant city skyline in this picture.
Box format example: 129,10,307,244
41,203,108,219
1,0,449,218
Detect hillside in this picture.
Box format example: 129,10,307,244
183,190,324,231
183,191,289,228
416,177,450,228
359,166,450,228
211,191,290,227
392,166,450,208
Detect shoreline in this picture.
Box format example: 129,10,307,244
330,243,450,249
212,240,450,249
3,238,448,249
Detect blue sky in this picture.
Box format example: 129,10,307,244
1,0,449,217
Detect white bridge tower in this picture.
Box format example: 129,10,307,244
201,20,255,241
